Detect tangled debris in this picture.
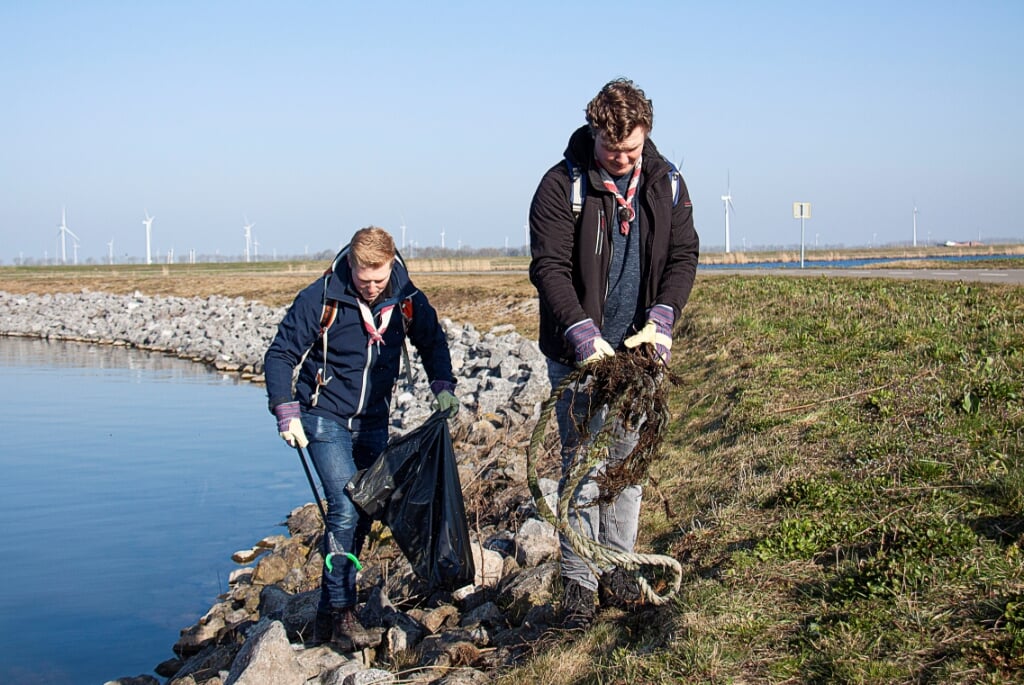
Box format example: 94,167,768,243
527,349,683,606
582,351,679,500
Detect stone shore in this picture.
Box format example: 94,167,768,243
1,290,616,685
0,289,551,432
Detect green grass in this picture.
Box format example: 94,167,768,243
500,275,1024,684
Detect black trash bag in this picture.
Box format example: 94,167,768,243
346,411,475,590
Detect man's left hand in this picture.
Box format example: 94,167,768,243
436,390,459,416
624,304,674,363
431,380,460,417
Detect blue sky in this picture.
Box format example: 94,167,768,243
3,1,1022,264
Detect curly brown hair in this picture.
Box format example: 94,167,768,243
348,226,396,269
585,78,654,145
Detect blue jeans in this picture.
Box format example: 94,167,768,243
301,413,388,610
547,358,643,592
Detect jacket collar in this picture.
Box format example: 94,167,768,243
324,247,416,307
564,124,670,185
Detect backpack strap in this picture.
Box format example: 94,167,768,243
319,295,339,332
398,295,415,388
566,159,585,220
308,297,338,406
399,296,414,330
665,159,681,207
308,263,339,407
307,248,354,401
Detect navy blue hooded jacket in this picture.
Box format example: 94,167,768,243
264,248,455,431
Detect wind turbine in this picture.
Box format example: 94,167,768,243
440,228,445,250
400,214,407,251
142,210,155,265
912,202,918,247
57,208,80,265
243,217,255,263
720,173,736,253
107,239,114,265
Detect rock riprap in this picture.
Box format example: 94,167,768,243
0,290,607,685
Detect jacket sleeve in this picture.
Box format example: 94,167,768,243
406,290,455,385
655,175,700,319
528,164,588,330
263,280,326,412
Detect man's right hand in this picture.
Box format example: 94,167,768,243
273,401,309,448
565,319,615,366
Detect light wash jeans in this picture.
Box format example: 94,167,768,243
301,413,387,610
547,358,643,591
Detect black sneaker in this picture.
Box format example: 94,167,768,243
598,567,642,610
561,580,596,630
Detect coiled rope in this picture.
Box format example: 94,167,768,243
526,352,682,606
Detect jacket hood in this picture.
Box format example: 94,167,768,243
324,246,417,304
564,124,671,179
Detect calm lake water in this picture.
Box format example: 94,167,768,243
0,337,307,685
699,252,1024,270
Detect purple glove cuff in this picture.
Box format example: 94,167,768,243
566,319,602,362
648,304,674,335
430,380,456,396
273,401,302,432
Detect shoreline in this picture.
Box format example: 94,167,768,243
3,288,562,684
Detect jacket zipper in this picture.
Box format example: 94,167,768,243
349,319,378,429
603,204,614,302
595,208,605,256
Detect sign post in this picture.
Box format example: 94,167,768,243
793,202,811,268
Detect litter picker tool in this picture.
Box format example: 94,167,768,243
295,445,362,573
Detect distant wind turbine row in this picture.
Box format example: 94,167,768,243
716,176,925,252
44,195,932,265
45,210,263,265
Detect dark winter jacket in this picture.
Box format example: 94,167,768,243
264,248,454,431
529,125,700,365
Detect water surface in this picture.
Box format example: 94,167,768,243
0,337,307,684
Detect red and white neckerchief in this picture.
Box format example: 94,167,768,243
598,157,642,235
357,299,395,348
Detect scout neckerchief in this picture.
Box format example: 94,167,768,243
598,157,642,235
357,299,395,348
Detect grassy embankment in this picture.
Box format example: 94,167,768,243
499,274,1024,684
2,261,1023,683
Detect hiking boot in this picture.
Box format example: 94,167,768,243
598,566,643,610
561,580,596,630
332,607,383,650
311,608,333,645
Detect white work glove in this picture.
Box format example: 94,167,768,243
565,318,615,366
623,304,674,363
273,401,309,448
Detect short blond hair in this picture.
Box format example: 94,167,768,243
348,226,396,269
